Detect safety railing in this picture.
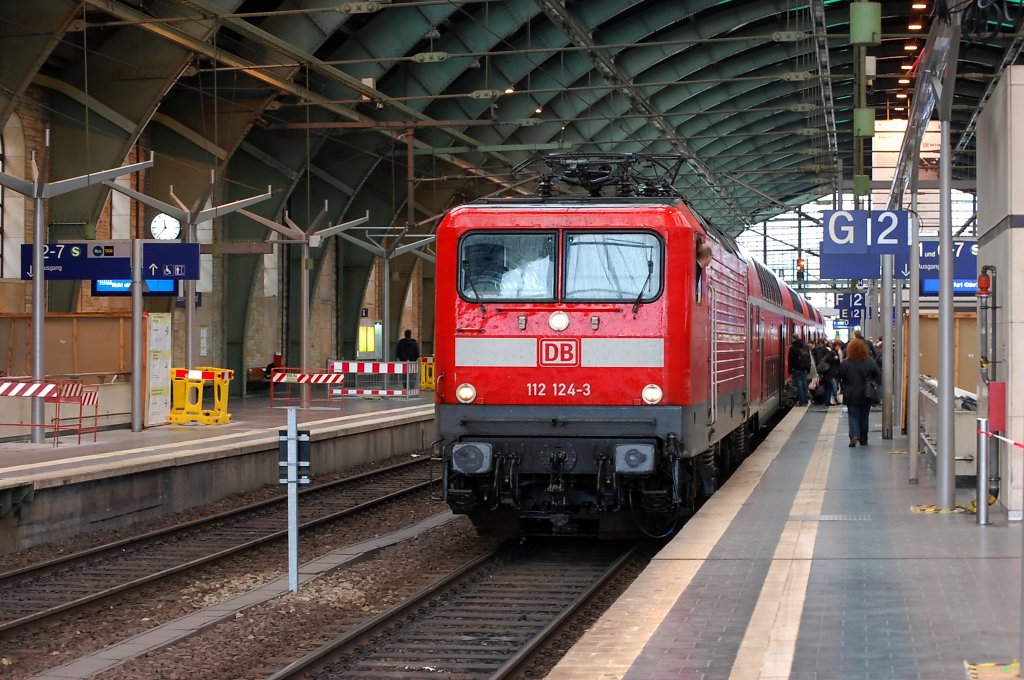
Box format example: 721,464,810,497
327,360,420,398
0,378,100,446
269,367,344,409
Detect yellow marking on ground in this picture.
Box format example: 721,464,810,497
545,408,808,680
729,409,839,680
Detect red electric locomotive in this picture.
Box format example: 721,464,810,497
433,154,822,538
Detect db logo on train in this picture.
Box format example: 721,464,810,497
539,338,580,367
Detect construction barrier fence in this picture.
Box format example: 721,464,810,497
169,367,233,425
419,356,435,390
0,378,99,445
327,360,420,398
269,367,345,409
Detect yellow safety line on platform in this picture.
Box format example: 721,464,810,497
0,404,434,480
964,660,1020,679
546,407,807,680
730,409,839,680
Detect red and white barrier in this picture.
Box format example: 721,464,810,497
0,381,57,398
977,428,1024,450
269,367,344,408
330,361,419,375
271,372,345,384
0,378,99,446
327,360,420,398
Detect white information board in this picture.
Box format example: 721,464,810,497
145,313,173,427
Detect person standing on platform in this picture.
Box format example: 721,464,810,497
813,338,840,406
839,338,881,447
396,329,420,362
788,335,812,406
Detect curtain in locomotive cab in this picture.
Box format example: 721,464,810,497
460,232,555,300
563,232,662,302
695,234,713,304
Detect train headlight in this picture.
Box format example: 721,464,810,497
548,310,570,332
614,443,655,476
641,383,663,405
455,382,477,403
451,442,493,475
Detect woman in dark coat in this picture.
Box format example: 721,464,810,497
838,338,881,447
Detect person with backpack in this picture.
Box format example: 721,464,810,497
812,338,840,407
839,338,882,447
787,335,812,406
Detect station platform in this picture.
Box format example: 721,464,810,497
549,405,1020,680
0,393,436,553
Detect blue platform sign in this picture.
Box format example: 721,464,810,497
822,210,911,255
141,242,200,280
21,242,199,281
893,240,977,280
819,244,879,279
20,242,129,280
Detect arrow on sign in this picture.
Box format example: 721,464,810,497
148,264,158,275
901,264,910,277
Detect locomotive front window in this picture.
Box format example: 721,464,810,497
563,232,663,302
459,232,556,301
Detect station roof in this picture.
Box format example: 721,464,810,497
0,1,1012,237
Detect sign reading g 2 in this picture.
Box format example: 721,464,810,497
822,210,910,255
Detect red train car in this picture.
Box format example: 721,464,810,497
433,155,821,538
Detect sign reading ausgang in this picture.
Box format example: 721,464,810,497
821,210,911,255
21,241,200,281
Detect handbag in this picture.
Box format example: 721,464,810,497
864,379,881,404
816,358,830,373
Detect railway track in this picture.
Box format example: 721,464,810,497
268,539,643,680
0,457,435,634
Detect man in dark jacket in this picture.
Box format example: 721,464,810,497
396,329,420,362
787,336,812,406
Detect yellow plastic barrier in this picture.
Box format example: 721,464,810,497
419,356,435,390
168,366,233,425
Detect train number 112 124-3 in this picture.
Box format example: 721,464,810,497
526,382,591,397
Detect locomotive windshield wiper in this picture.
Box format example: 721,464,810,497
632,258,654,315
461,260,487,315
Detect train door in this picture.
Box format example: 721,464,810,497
750,306,762,402
707,282,717,426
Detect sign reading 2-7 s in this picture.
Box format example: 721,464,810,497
821,210,910,255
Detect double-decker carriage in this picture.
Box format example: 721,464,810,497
433,154,822,538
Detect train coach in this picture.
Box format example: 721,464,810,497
433,154,823,538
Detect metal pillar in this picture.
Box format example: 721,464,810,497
937,119,955,510
105,175,272,370
881,253,893,439
908,182,922,483
238,206,370,402
31,192,44,440
0,132,152,442
977,418,990,526
131,239,144,432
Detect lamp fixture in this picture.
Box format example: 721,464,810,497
504,86,515,94
909,21,922,30
898,78,911,84
901,64,913,70
904,43,919,51
535,106,542,114
912,2,927,8
896,93,908,99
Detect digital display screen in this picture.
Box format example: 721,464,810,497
92,279,178,296
919,278,976,296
